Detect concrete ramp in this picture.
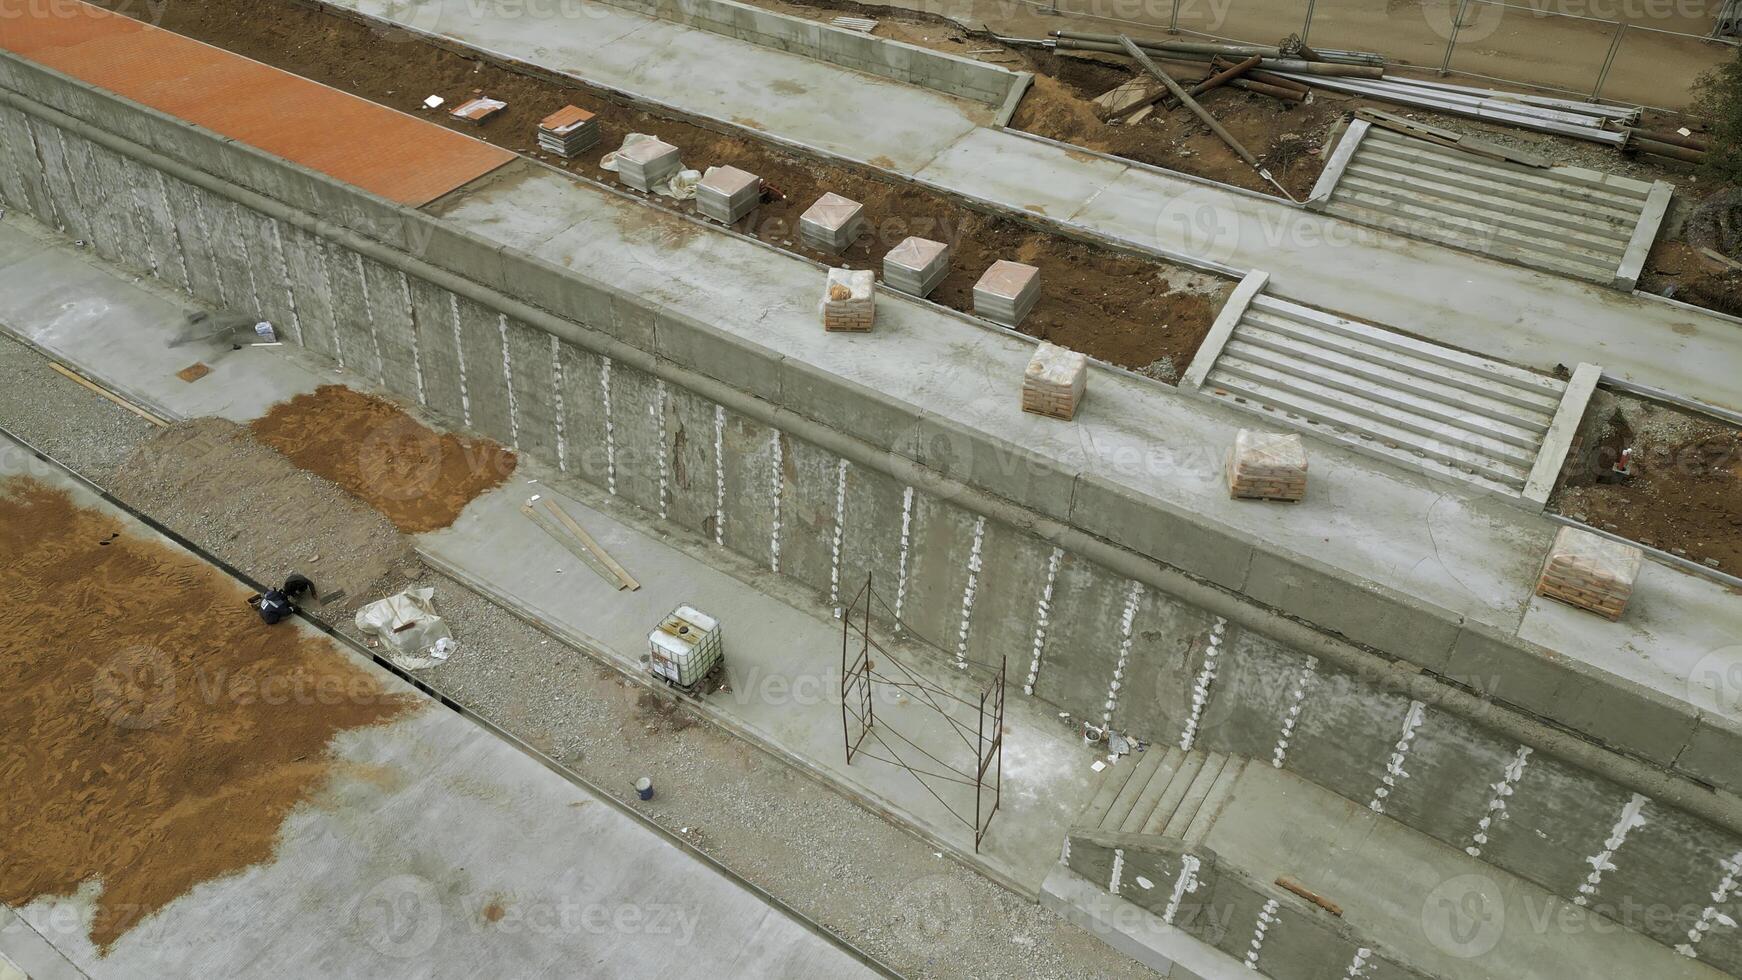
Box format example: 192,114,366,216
1310,121,1671,289
1185,279,1599,505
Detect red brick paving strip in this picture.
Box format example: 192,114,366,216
0,0,515,206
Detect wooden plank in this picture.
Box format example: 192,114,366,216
49,363,168,426
542,497,641,591
520,500,622,589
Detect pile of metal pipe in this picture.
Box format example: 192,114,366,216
1048,29,1384,67
1262,72,1634,144
1047,33,1384,76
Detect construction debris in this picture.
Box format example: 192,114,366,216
883,236,950,298
1227,429,1308,502
696,165,762,225
449,96,506,123
355,587,456,670
1022,341,1088,421
974,260,1040,328
820,267,876,332
1536,526,1643,621
799,192,866,252
536,105,601,159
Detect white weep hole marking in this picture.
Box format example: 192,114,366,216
768,431,784,572
231,204,264,317
498,314,520,449
267,223,303,348
1162,854,1201,926
354,253,385,383
1272,655,1319,769
600,356,616,495
1576,793,1649,907
1344,947,1373,978
1369,700,1427,814
26,119,70,233
402,273,425,406
1109,848,1125,896
1677,851,1742,959
828,459,849,610
192,194,226,309
1466,745,1532,857
1104,580,1144,726
122,161,160,279
551,335,568,471
653,379,668,518
1179,618,1226,752
712,405,726,546
954,516,987,670
448,293,470,427
50,130,90,243
1244,897,1279,970
1025,547,1063,695
894,486,915,624
321,242,346,370
153,172,193,293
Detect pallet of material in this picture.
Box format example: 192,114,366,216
615,137,682,192
1535,526,1642,620
537,105,600,158
1227,429,1308,502
1022,341,1087,420
820,268,876,332
800,193,866,252
975,260,1041,328
696,165,761,224
884,237,950,298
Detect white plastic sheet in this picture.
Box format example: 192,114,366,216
355,587,455,670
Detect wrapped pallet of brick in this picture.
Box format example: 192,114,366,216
799,193,866,252
1227,429,1308,502
820,268,876,332
1022,342,1087,420
1535,526,1643,621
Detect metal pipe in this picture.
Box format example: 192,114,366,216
1440,0,1471,75
1228,78,1307,102
16,84,1742,846
1136,54,1262,116
1118,34,1261,168
1627,134,1707,163
1272,73,1630,142
1053,29,1281,57
1628,127,1712,151
1302,0,1318,46
1591,22,1626,101
1053,38,1381,75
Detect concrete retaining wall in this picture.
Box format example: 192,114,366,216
6,55,1742,970
593,0,1026,108
1065,831,1431,980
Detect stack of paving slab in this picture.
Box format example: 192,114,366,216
820,268,876,332
883,237,950,298
1536,526,1643,620
537,105,600,159
696,166,761,225
616,137,682,193
800,193,865,253
1022,342,1087,420
450,97,507,123
974,261,1040,327
1227,429,1308,502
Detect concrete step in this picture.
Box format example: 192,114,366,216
1139,751,1207,836
1118,747,1186,833
1101,746,1168,831
1181,756,1244,845
1160,752,1229,839
1078,753,1143,830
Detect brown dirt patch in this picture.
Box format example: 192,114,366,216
108,417,419,613
86,0,1228,371
0,477,417,950
1552,392,1742,573
248,385,516,533
1012,52,1344,200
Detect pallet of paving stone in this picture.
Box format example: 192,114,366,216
450,97,507,124
974,260,1040,328
696,165,761,225
1022,341,1087,420
1535,526,1642,620
884,237,950,298
615,137,682,193
799,193,866,253
820,268,876,332
1227,429,1308,502
536,105,600,158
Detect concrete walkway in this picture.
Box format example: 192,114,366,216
0,213,1105,899
330,0,1742,414
0,432,885,980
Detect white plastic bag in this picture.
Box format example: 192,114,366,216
355,587,455,670
599,132,657,172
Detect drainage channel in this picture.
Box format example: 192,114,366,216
0,421,905,980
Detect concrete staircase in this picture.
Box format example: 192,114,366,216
1075,747,1246,842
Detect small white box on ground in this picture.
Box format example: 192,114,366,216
820,268,876,332
799,192,866,252
1227,429,1308,502
974,260,1040,327
884,237,951,298
1536,526,1643,621
1022,342,1087,420
648,605,723,692
696,165,761,225
616,137,681,192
